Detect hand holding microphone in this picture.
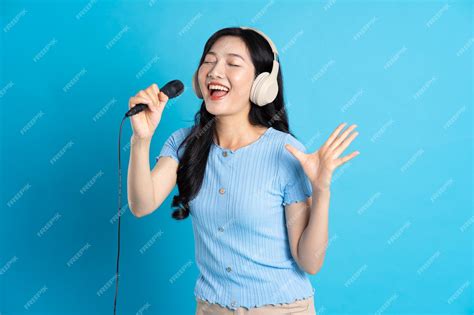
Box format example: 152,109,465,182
126,80,184,140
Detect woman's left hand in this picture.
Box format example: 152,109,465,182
285,122,360,192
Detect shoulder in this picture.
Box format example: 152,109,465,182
170,125,193,138
271,129,308,182
166,126,193,145
157,126,194,163
284,133,306,152
270,128,307,154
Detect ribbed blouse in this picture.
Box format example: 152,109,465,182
156,126,315,310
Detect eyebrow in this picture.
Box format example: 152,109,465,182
207,51,245,61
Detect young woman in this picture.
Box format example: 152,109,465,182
127,26,359,315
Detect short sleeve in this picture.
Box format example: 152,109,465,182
280,134,313,206
155,127,192,164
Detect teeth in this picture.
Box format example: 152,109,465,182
208,84,229,92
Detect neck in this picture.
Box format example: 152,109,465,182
213,115,268,151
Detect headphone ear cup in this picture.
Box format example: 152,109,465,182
250,72,268,106
250,72,278,106
192,70,203,99
260,77,279,105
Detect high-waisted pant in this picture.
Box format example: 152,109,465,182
195,296,317,315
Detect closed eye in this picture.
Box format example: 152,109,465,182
203,61,239,67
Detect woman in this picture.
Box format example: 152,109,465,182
127,27,359,315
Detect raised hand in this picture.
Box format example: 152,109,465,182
285,123,360,191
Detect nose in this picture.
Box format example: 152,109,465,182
207,60,225,79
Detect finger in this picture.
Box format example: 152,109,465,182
151,83,160,96
129,96,156,112
151,84,166,111
138,89,155,104
136,90,156,112
334,151,360,168
329,124,357,151
323,122,347,149
144,89,159,112
285,144,307,165
145,84,159,104
333,130,359,157
129,96,151,108
158,90,169,104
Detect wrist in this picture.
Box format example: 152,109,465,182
312,184,331,194
131,134,152,145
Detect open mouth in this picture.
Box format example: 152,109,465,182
208,84,230,100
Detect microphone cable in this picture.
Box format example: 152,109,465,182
114,116,126,315
113,80,184,314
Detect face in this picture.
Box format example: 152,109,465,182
198,36,255,116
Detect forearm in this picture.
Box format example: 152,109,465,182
127,135,155,217
297,187,330,274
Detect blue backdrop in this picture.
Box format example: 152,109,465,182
1,0,472,314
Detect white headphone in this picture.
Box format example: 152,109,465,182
192,26,280,107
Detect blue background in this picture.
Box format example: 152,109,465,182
0,0,472,314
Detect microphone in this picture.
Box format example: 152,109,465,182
125,80,184,117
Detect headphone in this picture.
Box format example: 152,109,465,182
192,26,280,107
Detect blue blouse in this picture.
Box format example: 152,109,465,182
156,126,315,310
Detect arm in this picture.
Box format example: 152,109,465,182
285,122,360,274
285,187,330,275
127,134,178,218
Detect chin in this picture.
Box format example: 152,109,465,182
204,97,231,112
205,104,229,116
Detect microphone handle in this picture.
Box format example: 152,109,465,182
125,103,148,117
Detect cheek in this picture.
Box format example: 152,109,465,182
197,67,206,86
231,78,253,99
231,70,254,88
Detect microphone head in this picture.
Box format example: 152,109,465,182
160,80,184,99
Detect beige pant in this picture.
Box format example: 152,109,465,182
195,296,316,315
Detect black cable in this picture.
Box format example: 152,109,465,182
114,116,126,315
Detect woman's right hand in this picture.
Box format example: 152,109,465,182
128,83,169,140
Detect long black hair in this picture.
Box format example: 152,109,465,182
171,27,295,220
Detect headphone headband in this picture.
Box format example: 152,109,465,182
239,26,279,61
